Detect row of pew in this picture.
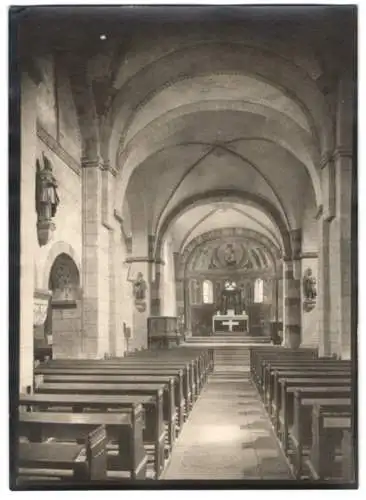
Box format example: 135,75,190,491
249,346,355,483
16,347,214,485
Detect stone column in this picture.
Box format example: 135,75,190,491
317,210,331,357
318,76,354,360
282,259,301,348
335,76,353,360
81,157,104,358
334,151,353,359
102,165,117,357
20,71,38,392
150,261,161,316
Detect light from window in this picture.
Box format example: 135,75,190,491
254,278,264,303
203,280,213,304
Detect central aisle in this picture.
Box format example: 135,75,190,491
162,370,293,480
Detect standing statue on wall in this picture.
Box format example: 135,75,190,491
36,153,60,221
133,272,147,312
303,268,317,312
35,153,60,246
303,268,317,300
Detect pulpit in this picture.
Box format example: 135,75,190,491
147,316,181,349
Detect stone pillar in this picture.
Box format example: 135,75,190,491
317,211,331,356
283,259,301,348
334,151,353,359
318,76,354,360
150,261,161,316
20,71,38,392
102,166,117,357
81,157,104,358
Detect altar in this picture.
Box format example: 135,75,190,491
213,279,249,334
212,311,249,333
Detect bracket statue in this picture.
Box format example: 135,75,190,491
35,153,60,246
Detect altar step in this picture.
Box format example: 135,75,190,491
214,347,250,372
184,335,271,345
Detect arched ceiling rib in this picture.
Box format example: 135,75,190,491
124,74,312,145
154,189,292,260
116,106,321,218
112,35,326,252
103,41,332,167
173,204,282,253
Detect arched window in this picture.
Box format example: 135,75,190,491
203,280,213,304
254,278,264,303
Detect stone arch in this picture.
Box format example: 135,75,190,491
155,190,292,262
48,253,81,301
42,241,81,291
114,105,322,215
152,141,294,232
177,228,281,280
103,42,333,164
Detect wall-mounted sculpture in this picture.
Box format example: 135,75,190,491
133,272,147,312
33,289,51,327
35,153,60,246
303,268,317,312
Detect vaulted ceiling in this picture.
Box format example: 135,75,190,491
20,8,354,258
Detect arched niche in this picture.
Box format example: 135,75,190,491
49,253,81,306
44,253,82,359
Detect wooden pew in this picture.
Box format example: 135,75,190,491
128,346,212,371
37,380,175,452
263,361,351,406
46,358,199,401
18,411,147,480
250,347,318,389
341,428,355,483
279,384,351,453
270,369,351,422
306,403,353,481
36,365,192,416
289,395,351,478
17,424,107,485
124,349,208,388
44,348,210,393
41,373,184,435
19,392,164,479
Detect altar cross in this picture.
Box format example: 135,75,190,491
222,319,240,332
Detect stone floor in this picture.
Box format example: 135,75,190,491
162,370,293,480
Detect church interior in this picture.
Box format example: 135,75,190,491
11,5,357,487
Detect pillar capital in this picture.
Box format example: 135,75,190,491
101,160,118,177
81,156,104,169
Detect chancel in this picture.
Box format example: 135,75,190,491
212,280,249,334
12,5,356,488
